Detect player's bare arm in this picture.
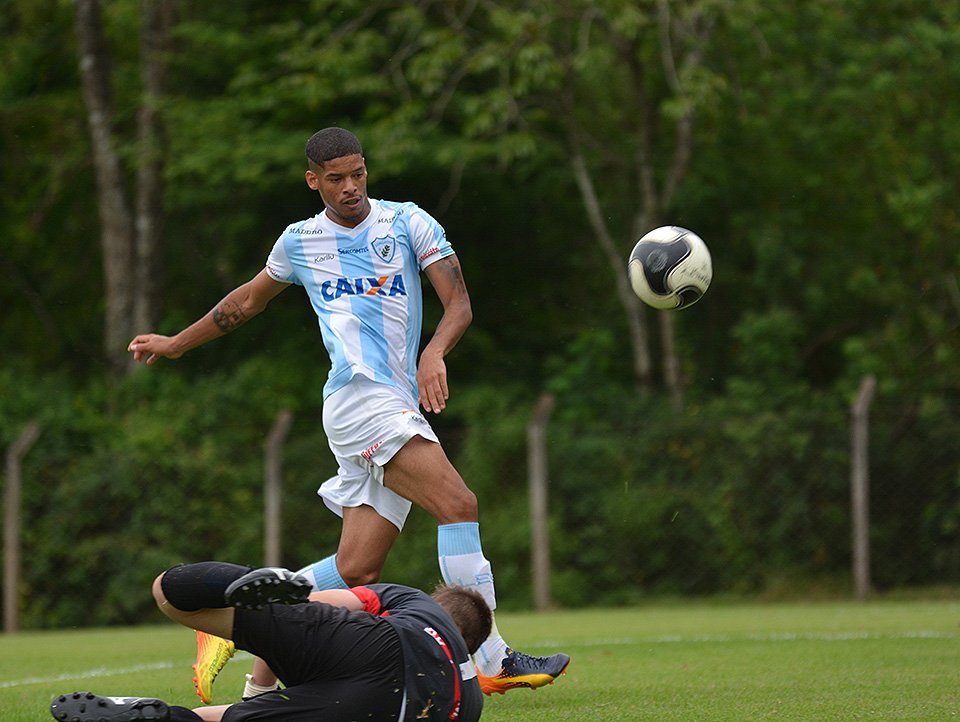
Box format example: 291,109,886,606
418,255,472,413
128,270,289,365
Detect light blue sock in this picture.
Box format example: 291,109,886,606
296,554,348,591
438,522,509,674
438,523,493,596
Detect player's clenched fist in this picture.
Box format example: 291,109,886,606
127,334,181,364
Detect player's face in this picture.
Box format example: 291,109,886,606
305,154,371,228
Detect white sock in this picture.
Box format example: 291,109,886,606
438,522,510,676
242,673,280,700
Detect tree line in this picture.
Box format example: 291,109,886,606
2,0,959,627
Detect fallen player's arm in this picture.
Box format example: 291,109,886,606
308,588,366,611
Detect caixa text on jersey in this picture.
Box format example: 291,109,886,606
320,274,408,301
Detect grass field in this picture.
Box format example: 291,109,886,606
3,598,958,721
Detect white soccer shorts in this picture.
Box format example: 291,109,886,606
319,374,439,531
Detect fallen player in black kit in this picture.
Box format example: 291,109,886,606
50,562,491,721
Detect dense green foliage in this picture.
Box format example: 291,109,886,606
2,0,959,627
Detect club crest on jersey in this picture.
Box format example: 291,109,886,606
320,274,407,301
371,235,396,263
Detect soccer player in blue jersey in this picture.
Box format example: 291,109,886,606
128,128,569,699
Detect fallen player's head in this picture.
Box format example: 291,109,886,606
431,584,492,654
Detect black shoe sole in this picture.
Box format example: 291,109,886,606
50,692,169,721
225,571,312,610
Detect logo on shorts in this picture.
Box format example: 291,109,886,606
361,440,383,462
403,410,430,427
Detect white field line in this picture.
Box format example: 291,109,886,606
0,661,174,689
0,651,252,690
537,630,958,647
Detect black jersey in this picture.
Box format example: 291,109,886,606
358,584,483,722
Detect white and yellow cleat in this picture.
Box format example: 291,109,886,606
192,630,235,704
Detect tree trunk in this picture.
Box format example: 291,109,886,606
627,2,709,411
659,311,684,411
133,0,174,335
528,394,555,611
569,149,653,392
74,0,135,376
264,410,293,568
4,422,41,633
851,375,876,601
561,5,713,406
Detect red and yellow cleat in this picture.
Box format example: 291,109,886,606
477,649,571,695
192,630,235,704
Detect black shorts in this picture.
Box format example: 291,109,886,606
222,602,405,722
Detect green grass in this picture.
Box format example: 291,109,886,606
3,599,958,721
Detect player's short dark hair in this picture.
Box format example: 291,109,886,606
431,584,493,655
305,127,363,165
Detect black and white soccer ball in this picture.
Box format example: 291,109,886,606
628,226,712,310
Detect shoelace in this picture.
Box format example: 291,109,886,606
503,650,556,673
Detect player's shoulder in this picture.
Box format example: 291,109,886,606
374,198,419,214
373,199,439,226
281,213,327,237
368,582,427,597
367,583,433,608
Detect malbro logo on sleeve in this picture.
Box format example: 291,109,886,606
320,274,407,301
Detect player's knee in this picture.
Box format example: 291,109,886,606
439,486,478,523
152,573,169,612
336,560,383,587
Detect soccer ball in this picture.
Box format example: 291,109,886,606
628,226,712,310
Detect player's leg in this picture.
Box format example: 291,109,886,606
335,504,401,583
255,507,400,695
154,562,310,630
215,679,404,722
224,588,406,719
296,376,413,592
157,562,311,705
277,506,399,696
383,434,478,523
228,603,404,721
191,705,230,721
381,437,503,657
295,550,348,590
298,504,400,588
384,435,571,694
241,589,371,696
152,563,246,639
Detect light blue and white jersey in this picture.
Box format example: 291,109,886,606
265,198,454,401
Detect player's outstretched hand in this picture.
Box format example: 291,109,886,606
128,334,181,365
